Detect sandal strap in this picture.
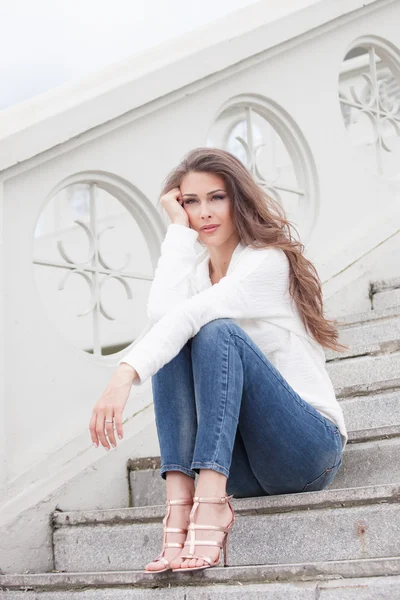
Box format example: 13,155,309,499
152,539,184,562
192,495,233,504
184,539,222,548
184,494,235,556
188,523,230,532
170,495,234,567
157,498,192,561
153,555,170,565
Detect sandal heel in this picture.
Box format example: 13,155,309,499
223,530,230,566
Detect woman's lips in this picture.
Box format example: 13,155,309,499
201,225,220,233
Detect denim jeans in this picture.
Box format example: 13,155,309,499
151,318,343,497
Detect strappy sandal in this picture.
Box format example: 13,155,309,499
171,494,235,572
142,497,193,573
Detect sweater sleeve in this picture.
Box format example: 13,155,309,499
119,246,291,386
146,223,200,323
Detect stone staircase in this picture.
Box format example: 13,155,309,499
1,276,400,598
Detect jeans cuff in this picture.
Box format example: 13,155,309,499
191,461,230,478
160,463,197,480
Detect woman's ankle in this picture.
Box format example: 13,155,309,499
166,470,195,499
194,468,228,498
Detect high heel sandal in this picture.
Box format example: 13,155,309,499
171,494,235,572
142,497,193,573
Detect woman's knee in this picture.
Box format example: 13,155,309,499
192,319,235,348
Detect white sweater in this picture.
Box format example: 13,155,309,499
119,223,348,449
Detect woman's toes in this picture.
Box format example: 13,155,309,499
196,558,204,567
170,557,182,569
145,561,161,571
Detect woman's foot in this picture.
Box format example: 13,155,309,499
144,499,193,571
169,499,233,569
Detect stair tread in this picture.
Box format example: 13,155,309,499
1,556,400,591
52,482,400,525
334,305,400,327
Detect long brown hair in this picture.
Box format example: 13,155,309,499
159,147,348,353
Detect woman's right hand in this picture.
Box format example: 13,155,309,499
160,187,189,227
89,364,137,450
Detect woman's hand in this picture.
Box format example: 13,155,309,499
160,187,189,227
89,363,137,450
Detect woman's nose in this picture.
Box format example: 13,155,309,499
199,205,212,218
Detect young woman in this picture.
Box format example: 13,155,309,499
89,147,349,574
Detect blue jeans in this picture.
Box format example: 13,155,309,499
151,319,343,497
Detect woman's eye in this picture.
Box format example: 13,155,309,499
183,195,225,205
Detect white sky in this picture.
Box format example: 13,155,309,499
0,0,260,111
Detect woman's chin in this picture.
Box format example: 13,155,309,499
202,240,224,250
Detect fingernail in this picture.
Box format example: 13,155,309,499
105,447,110,451
118,434,122,440
111,443,116,448
93,443,98,448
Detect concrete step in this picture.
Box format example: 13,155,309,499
340,390,400,431
331,428,400,490
373,288,400,311
51,483,400,573
128,425,400,507
325,305,400,361
127,378,400,510
370,277,400,310
129,456,166,508
326,350,400,397
334,305,400,328
326,338,400,362
371,276,400,311
1,559,400,598
325,320,400,361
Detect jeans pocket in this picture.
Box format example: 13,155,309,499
301,457,342,493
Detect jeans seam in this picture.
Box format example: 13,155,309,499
231,332,329,430
192,327,236,479
203,331,231,469
160,463,196,479
191,461,230,477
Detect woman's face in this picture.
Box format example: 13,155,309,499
180,171,238,247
